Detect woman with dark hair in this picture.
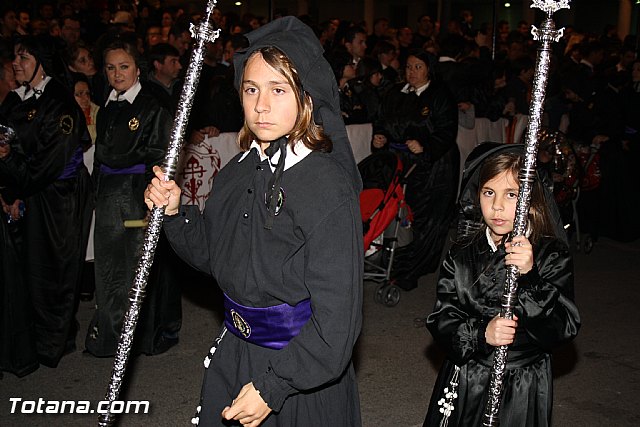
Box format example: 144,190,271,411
85,39,180,357
373,49,459,291
0,35,91,370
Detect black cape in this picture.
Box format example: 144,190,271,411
374,81,460,286
85,84,180,357
0,79,92,369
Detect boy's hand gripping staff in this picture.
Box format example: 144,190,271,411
482,1,570,426
98,2,221,426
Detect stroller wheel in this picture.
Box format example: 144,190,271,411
382,285,401,307
583,235,594,254
374,283,387,304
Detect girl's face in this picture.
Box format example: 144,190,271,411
104,48,139,93
480,170,519,243
405,55,429,88
73,81,91,110
242,53,298,143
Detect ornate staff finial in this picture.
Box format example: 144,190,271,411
531,0,571,16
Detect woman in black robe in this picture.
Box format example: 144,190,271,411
85,39,179,357
145,17,363,427
373,49,459,291
423,144,580,426
0,35,92,369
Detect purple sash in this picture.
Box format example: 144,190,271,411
58,146,84,179
99,163,146,175
223,293,312,350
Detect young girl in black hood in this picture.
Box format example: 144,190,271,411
145,17,362,427
423,144,580,427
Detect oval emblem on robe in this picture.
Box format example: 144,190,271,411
421,106,431,116
59,114,74,135
264,187,285,216
230,309,251,338
129,117,140,131
27,109,37,121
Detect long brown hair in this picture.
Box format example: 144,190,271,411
477,152,556,244
237,46,332,153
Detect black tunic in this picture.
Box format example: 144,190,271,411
374,82,460,287
423,234,580,426
0,79,92,369
163,147,363,426
86,84,179,356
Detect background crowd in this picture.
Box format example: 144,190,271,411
0,0,638,378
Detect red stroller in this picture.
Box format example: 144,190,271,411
358,151,414,307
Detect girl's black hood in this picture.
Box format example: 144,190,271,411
457,142,567,244
233,16,362,193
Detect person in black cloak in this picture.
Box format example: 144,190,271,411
85,38,180,357
423,143,580,426
0,34,92,369
373,49,460,291
145,17,363,427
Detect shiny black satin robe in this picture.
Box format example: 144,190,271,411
85,85,178,357
424,233,580,426
374,82,459,285
0,80,92,369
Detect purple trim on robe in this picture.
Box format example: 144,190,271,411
223,293,312,350
58,147,83,179
99,163,146,175
58,146,84,179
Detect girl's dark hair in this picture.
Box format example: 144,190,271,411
237,47,332,153
477,152,557,243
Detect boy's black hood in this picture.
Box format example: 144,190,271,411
233,16,361,192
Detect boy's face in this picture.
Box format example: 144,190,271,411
242,53,298,143
480,170,519,243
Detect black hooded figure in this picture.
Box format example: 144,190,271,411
154,17,363,426
373,49,460,291
423,143,580,427
0,35,92,371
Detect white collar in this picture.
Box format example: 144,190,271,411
485,224,532,252
14,76,52,101
439,56,456,63
105,80,142,106
401,81,430,96
486,227,499,252
239,139,312,172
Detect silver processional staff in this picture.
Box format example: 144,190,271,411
482,1,571,426
98,1,221,425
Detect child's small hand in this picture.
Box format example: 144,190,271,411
504,236,533,274
486,315,518,347
221,382,271,427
